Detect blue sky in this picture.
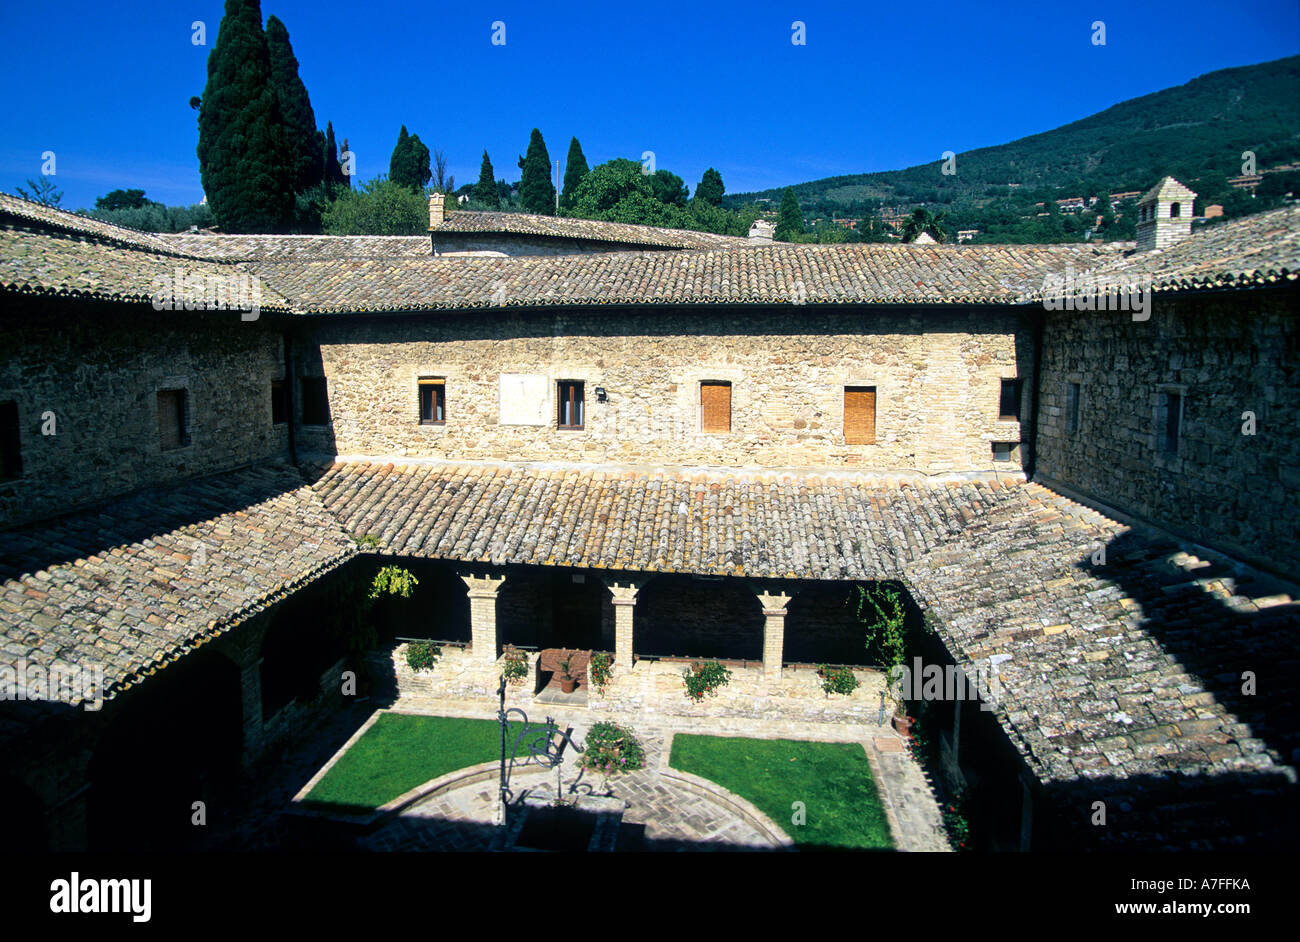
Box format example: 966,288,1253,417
1,0,1296,210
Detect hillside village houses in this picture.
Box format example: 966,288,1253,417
0,174,1297,852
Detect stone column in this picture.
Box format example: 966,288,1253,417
461,572,507,663
605,579,644,674
754,587,792,681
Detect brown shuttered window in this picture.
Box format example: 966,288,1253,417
418,377,446,424
844,386,876,444
157,389,187,450
700,381,731,433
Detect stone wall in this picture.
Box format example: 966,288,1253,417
1035,287,1299,571
292,306,1034,473
0,298,290,528
387,643,888,731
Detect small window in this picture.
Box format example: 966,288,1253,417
157,389,189,450
271,380,288,425
557,380,584,429
992,441,1019,463
1065,382,1081,435
301,377,330,426
1170,202,1181,218
844,386,876,445
999,379,1023,421
1158,391,1182,455
419,377,446,425
700,381,731,433
0,401,21,480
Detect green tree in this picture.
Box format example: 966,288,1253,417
694,167,724,206
265,15,322,196
650,169,689,206
15,177,63,207
323,121,348,191
196,0,294,232
389,126,431,191
321,176,428,235
517,128,556,214
900,207,949,243
94,189,153,211
560,136,589,209
474,150,498,206
774,188,805,241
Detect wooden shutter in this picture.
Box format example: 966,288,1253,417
701,382,731,433
158,390,184,450
844,387,876,444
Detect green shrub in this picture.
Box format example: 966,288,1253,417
683,660,732,701
405,640,442,671
501,644,528,685
580,722,645,775
819,665,860,696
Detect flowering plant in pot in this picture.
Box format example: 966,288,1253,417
557,649,580,693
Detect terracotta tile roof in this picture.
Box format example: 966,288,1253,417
3,193,1296,313
0,463,356,703
433,210,754,249
249,241,1104,313
152,231,433,261
0,223,296,312
310,460,1027,578
906,483,1299,798
1080,204,1300,294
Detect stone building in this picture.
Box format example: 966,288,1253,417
0,180,1297,852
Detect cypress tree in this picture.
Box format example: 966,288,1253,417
774,188,805,241
475,151,498,206
407,133,432,191
196,0,294,232
516,128,556,215
560,137,588,209
695,167,725,206
389,126,412,187
265,14,321,196
323,121,347,190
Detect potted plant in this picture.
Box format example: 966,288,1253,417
557,649,579,693
891,696,914,736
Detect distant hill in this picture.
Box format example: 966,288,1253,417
726,55,1300,237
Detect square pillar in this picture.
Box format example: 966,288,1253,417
605,578,644,675
754,587,792,681
461,572,507,663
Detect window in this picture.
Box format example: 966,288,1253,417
0,401,20,479
700,381,731,433
157,389,189,450
301,377,330,426
1158,390,1182,455
999,378,1023,421
992,441,1020,463
419,377,446,425
1170,202,1181,218
557,380,584,429
271,380,288,425
1065,382,1081,435
844,386,876,445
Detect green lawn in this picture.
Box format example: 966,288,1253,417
303,713,549,813
669,734,893,850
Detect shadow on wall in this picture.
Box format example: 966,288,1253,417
634,575,764,660
292,339,338,469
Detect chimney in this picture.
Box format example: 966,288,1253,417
748,219,774,243
428,192,446,230
1135,176,1196,252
